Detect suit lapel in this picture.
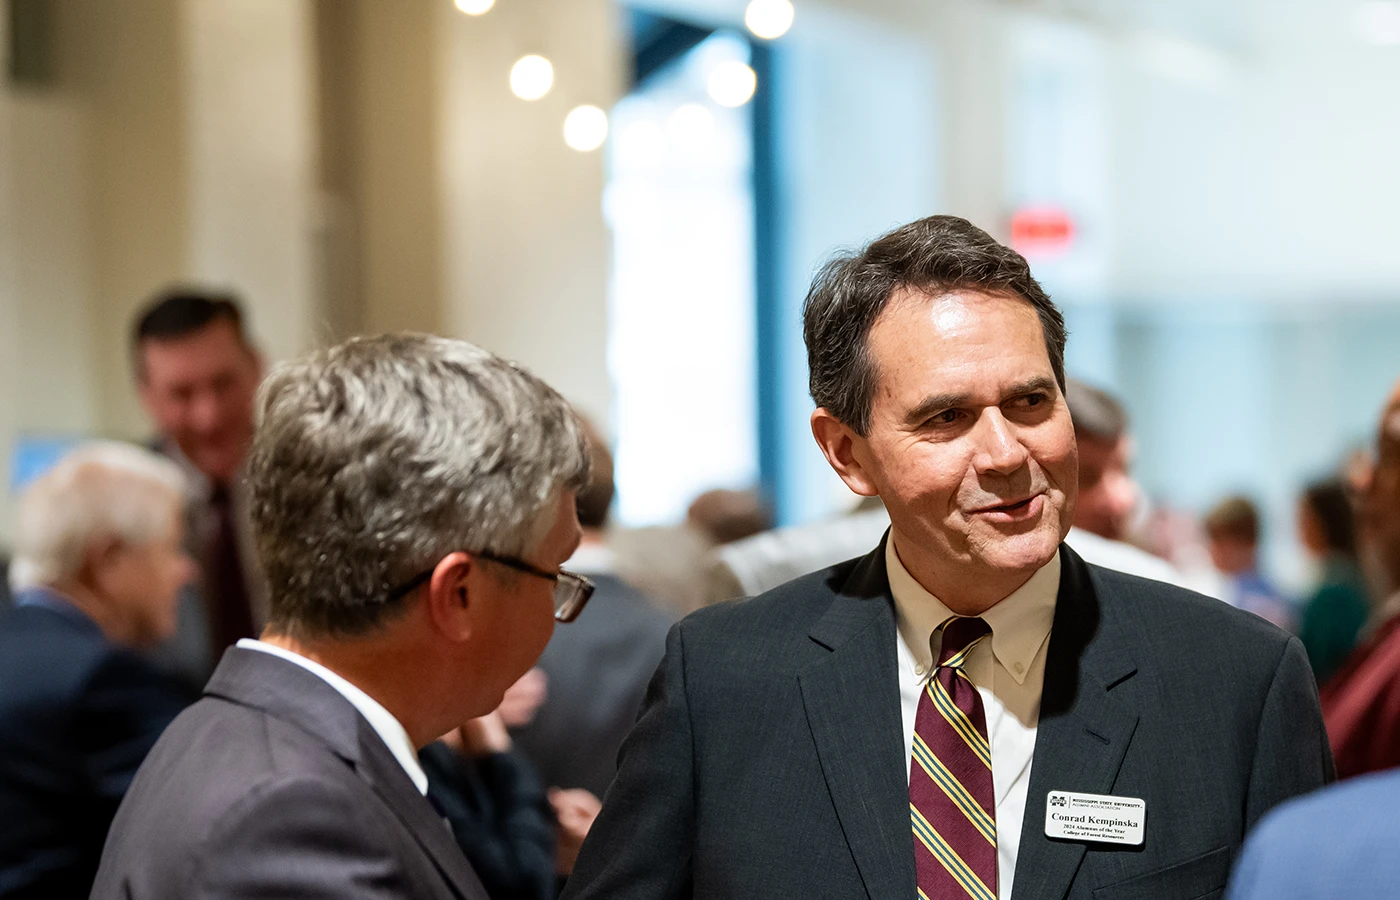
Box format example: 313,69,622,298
205,648,487,900
798,541,917,900
1013,546,1140,900
354,724,488,900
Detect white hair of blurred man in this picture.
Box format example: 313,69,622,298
10,442,193,647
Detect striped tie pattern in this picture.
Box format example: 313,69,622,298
910,616,996,900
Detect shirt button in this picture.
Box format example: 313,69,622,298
915,665,926,676
1014,662,1025,675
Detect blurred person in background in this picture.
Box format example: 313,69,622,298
1060,379,1193,588
1295,479,1369,684
703,495,891,604
0,443,195,900
1224,766,1400,899
92,334,591,900
1204,496,1294,629
132,289,267,684
612,488,771,616
1320,379,1400,779
1225,442,1400,894
513,417,673,799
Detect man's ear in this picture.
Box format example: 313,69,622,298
811,408,879,497
82,536,124,589
426,552,475,643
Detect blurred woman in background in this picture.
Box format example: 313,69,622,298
1297,478,1371,685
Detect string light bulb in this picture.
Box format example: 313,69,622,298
510,54,554,101
454,0,495,15
744,0,795,40
564,105,609,152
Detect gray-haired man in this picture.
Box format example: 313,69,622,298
92,334,593,900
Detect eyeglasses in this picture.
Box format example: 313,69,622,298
384,551,594,623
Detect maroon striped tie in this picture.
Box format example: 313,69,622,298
910,616,997,900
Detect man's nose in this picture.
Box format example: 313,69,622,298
973,409,1030,475
189,391,224,435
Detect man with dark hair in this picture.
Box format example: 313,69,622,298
513,416,673,800
1204,496,1293,628
93,334,594,900
131,288,267,682
564,216,1330,900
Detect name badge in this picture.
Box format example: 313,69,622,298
1044,790,1146,845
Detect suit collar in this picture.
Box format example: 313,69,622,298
203,647,487,899
205,646,366,765
1012,544,1140,900
12,586,105,638
235,639,428,794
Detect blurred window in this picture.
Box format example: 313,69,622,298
606,31,759,526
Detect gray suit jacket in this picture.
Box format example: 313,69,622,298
90,647,488,900
563,540,1333,900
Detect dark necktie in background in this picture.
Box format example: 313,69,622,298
206,482,256,658
910,615,997,900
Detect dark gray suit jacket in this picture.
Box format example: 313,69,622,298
513,573,673,797
563,541,1333,900
91,647,488,900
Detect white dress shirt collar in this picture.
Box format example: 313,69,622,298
236,639,429,795
886,536,1060,685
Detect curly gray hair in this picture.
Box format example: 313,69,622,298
248,333,589,638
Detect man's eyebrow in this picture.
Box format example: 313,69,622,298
901,376,1058,427
903,392,971,427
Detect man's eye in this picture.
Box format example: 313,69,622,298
929,410,959,426
1015,393,1048,408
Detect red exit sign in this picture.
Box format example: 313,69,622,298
1010,206,1075,257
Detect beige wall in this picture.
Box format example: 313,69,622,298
1,0,623,543
184,0,319,361
58,0,193,439
350,0,447,337
436,0,620,423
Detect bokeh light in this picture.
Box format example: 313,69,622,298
510,55,554,101
454,0,496,15
744,0,795,40
707,61,757,108
564,105,609,152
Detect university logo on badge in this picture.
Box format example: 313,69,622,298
1049,794,1068,808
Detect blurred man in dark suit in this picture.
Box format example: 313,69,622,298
0,443,194,899
93,334,593,900
132,289,266,683
513,418,673,800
